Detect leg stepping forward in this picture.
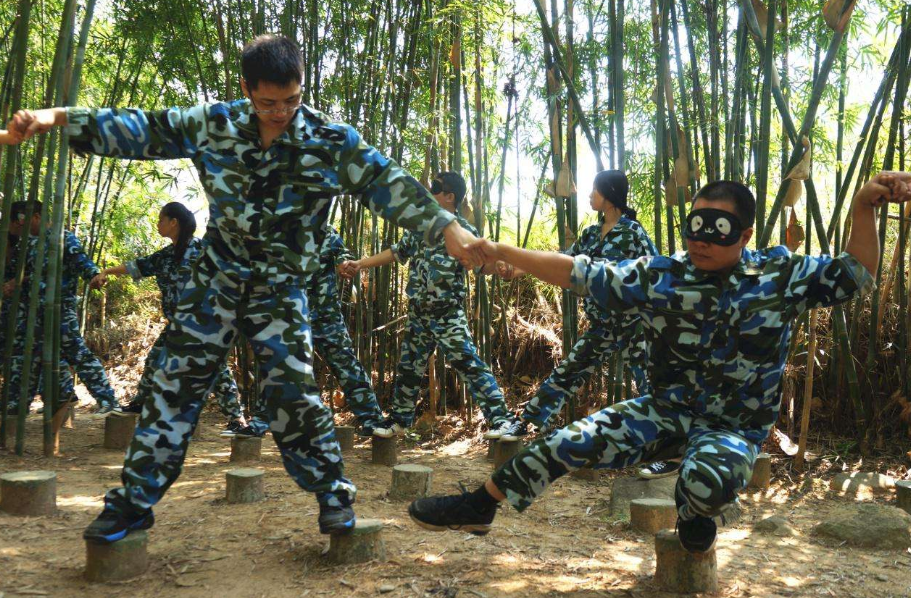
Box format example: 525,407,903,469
654,529,718,593
335,425,355,453
327,518,386,564
389,464,432,501
897,480,911,515
104,413,138,450
230,437,262,463
226,468,265,504
0,471,56,516
85,530,149,582
372,436,397,466
748,452,772,490
630,498,676,534
493,438,521,469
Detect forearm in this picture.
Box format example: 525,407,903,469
844,198,880,276
497,244,574,289
102,264,128,277
358,249,395,270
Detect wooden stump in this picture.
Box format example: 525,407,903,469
570,467,600,481
0,471,56,516
85,530,149,582
897,480,911,515
192,423,203,440
335,425,355,453
63,403,75,430
104,414,138,450
654,529,718,593
226,468,265,504
326,518,386,564
748,452,772,490
389,464,432,501
486,440,496,461
493,438,521,469
230,437,262,463
372,436,397,466
630,498,677,534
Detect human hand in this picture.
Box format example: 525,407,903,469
7,108,60,142
442,221,485,268
338,260,361,280
89,273,107,290
496,260,516,280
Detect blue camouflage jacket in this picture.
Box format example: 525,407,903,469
126,237,203,319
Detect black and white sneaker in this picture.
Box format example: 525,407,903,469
112,401,143,417
637,460,681,479
373,417,405,437
235,424,265,438
219,420,245,438
83,508,154,544
499,420,528,442
483,419,514,440
91,402,116,419
408,489,497,535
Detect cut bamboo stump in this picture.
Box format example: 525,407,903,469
748,452,772,490
493,438,521,469
630,498,677,534
63,403,75,429
104,414,138,450
389,464,432,501
487,440,496,461
327,518,386,564
0,471,57,516
654,530,718,593
230,437,262,463
372,436,397,466
85,530,149,582
897,481,911,515
335,426,355,453
226,468,265,504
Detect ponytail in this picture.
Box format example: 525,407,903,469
159,202,197,263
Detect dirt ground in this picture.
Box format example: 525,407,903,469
1,402,911,598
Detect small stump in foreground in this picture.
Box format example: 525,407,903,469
654,529,718,594
492,438,521,469
335,426,355,453
747,452,772,490
389,464,432,501
230,437,262,463
0,471,57,516
372,436,397,466
326,518,386,564
85,530,149,582
897,481,911,515
630,498,677,534
226,468,265,504
104,414,138,450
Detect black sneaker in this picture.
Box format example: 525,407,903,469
83,509,154,544
219,420,245,438
112,401,143,417
235,424,265,438
499,420,528,442
637,460,681,479
408,488,497,536
318,504,356,534
676,515,717,553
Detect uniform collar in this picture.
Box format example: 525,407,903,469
230,99,313,148
680,248,762,283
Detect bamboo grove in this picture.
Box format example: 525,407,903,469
0,0,908,457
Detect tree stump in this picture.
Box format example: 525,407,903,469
104,413,138,450
487,440,496,461
630,498,677,534
0,471,57,516
372,436,397,466
326,518,386,564
570,466,600,481
389,464,432,501
192,423,203,440
335,425,355,453
63,403,75,430
85,530,149,582
493,438,521,469
226,468,265,504
897,481,911,515
230,437,262,463
748,452,772,490
654,529,718,593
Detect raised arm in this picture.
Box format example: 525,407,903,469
845,171,911,276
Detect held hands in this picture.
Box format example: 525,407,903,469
7,109,59,143
442,221,487,268
858,171,911,207
89,273,107,290
337,260,361,280
496,260,516,280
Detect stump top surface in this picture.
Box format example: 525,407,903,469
87,529,148,547
630,498,676,508
347,518,384,535
232,436,262,444
392,464,432,474
896,480,911,489
0,470,56,483
227,468,264,478
655,529,681,546
756,452,771,459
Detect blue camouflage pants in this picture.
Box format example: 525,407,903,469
61,299,116,406
391,302,509,427
523,322,649,427
104,260,356,515
493,394,759,520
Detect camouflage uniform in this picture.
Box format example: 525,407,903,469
66,100,455,514
389,214,509,427
523,217,657,427
493,247,873,520
126,237,242,420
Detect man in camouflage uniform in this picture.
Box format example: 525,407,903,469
341,172,515,439
409,175,906,553
9,34,482,543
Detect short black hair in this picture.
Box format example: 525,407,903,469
10,200,41,219
434,172,467,208
692,180,756,228
241,35,303,90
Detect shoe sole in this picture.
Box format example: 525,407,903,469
111,410,140,418
372,429,394,439
636,469,680,480
499,433,526,442
219,432,236,438
408,512,491,536
483,432,503,440
680,534,717,554
319,516,356,535
84,514,154,544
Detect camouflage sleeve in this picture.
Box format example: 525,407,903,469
64,232,100,282
336,125,455,244
784,251,875,313
569,254,650,314
125,246,172,280
390,230,417,265
321,230,353,266
66,106,203,160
